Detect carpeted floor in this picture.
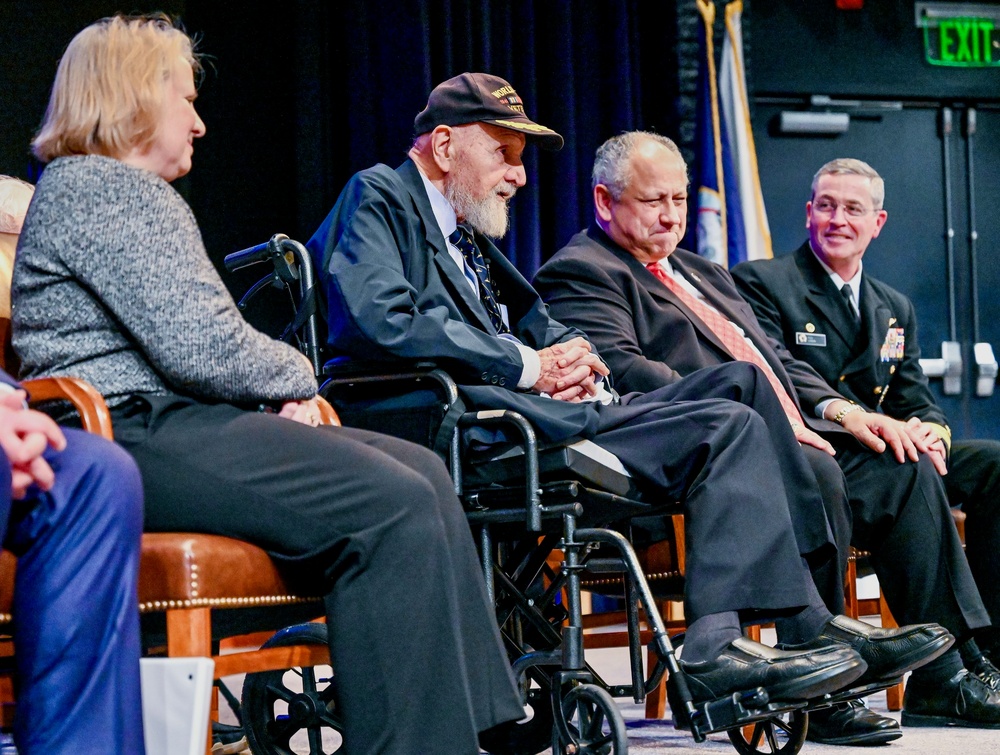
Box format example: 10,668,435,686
555,646,1000,755
219,635,1000,754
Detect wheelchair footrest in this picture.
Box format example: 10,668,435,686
682,687,807,741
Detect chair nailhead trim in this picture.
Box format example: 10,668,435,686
139,595,320,613
580,571,681,588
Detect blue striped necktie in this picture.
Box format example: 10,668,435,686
449,226,510,335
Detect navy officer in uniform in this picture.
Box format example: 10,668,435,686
733,156,1000,727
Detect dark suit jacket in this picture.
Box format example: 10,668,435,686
534,226,846,436
731,243,948,428
307,159,605,443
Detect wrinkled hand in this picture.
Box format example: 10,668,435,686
0,392,66,499
791,420,835,456
279,396,323,427
838,406,919,464
533,337,610,402
902,417,948,475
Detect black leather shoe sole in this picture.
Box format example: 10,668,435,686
808,726,902,746
901,711,1000,729
806,702,902,746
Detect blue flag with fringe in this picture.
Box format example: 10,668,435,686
719,0,772,265
693,0,726,267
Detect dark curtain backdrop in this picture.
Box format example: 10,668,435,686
1,0,687,300
182,0,681,289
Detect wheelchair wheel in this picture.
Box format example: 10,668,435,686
241,623,343,755
553,683,628,755
727,710,808,755
478,675,555,755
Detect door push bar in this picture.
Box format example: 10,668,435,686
920,341,998,397
919,341,962,395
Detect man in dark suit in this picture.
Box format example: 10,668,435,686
0,368,146,754
309,73,949,711
732,156,1000,708
534,132,1000,739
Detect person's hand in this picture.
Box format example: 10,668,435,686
902,417,948,476
278,397,323,427
791,420,835,456
0,390,27,411
533,337,610,402
837,405,919,464
0,395,66,499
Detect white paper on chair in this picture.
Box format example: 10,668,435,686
140,657,215,755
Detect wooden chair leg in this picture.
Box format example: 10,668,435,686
645,648,667,719
878,593,905,711
844,556,860,618
165,607,215,755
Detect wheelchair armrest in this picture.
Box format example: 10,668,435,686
322,358,457,400
323,356,438,377
319,359,461,454
22,376,114,440
457,409,542,530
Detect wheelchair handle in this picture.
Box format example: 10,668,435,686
224,233,290,272
226,233,323,377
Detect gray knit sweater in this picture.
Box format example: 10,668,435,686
12,155,317,407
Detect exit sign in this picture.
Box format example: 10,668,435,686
924,17,1000,66
917,3,1000,66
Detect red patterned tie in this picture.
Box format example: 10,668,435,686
645,262,805,425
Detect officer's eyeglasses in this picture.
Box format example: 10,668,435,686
812,199,877,218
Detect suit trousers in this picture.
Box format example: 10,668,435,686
833,437,990,637
947,438,1000,624
589,362,831,623
4,430,145,755
109,394,521,755
798,445,852,616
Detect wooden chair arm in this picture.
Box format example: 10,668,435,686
951,507,966,543
670,514,686,577
315,395,341,427
20,376,339,436
21,377,114,440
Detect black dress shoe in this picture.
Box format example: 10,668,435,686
806,700,901,746
679,637,865,704
787,615,953,685
969,654,1000,693
902,669,1000,728
211,722,249,755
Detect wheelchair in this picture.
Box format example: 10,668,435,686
223,234,897,755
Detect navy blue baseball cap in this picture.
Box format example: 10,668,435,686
414,72,564,150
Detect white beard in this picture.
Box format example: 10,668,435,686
446,175,517,239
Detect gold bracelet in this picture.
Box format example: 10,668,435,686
832,403,864,425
